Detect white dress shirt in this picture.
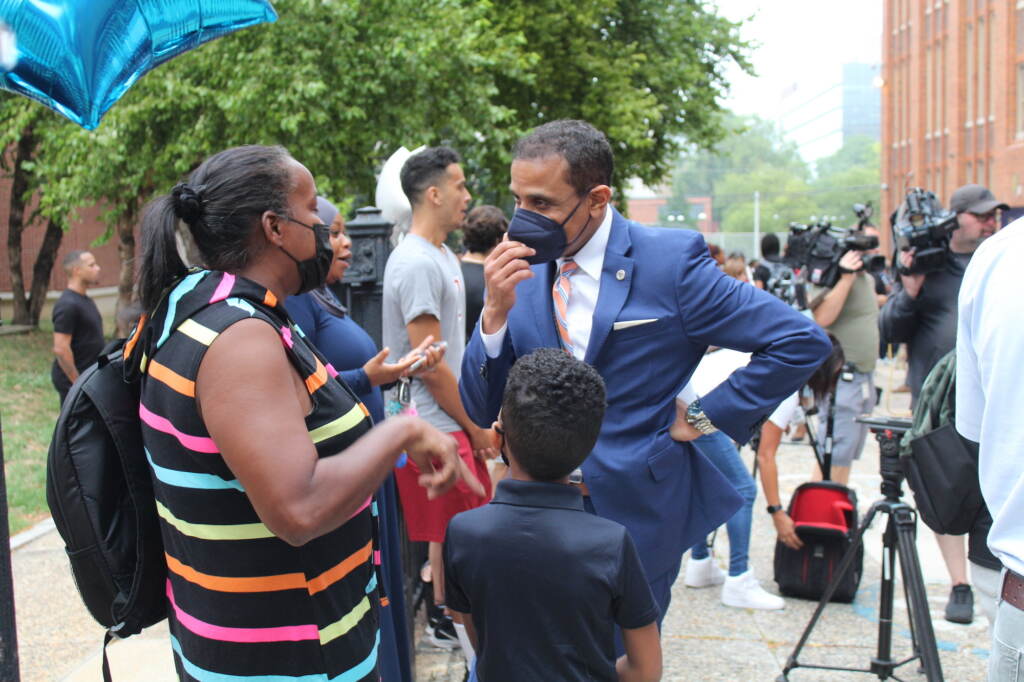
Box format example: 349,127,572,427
482,208,613,360
956,218,1024,576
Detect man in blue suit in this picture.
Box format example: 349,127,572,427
459,120,832,624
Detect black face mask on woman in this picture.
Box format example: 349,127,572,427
506,189,594,265
278,216,333,294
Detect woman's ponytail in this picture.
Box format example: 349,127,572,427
138,194,188,312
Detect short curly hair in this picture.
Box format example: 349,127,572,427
513,120,613,196
501,348,606,481
461,205,508,254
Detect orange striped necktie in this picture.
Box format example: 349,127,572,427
552,259,579,354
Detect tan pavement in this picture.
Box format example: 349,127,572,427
9,360,991,680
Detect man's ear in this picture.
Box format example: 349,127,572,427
589,185,612,215
425,185,442,207
490,421,502,449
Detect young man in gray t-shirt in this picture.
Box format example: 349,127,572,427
382,146,494,652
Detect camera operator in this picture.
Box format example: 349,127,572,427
806,233,879,486
880,183,1007,626
880,184,1007,403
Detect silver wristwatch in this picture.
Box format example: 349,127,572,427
685,398,718,435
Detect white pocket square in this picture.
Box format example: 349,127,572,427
612,318,659,331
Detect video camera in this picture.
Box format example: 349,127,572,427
784,218,880,289
892,188,959,275
761,261,807,310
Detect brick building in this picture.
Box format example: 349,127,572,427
882,0,1024,237
0,174,124,322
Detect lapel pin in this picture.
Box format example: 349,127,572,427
616,269,626,281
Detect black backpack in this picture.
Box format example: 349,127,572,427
45,335,166,678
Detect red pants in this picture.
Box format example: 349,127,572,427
394,430,492,543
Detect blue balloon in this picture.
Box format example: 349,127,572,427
0,0,277,129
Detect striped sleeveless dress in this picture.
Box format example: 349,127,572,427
137,270,381,681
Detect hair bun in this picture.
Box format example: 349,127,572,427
172,182,204,224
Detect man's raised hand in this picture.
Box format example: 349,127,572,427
480,237,535,334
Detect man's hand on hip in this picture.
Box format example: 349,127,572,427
481,238,535,334
669,399,702,442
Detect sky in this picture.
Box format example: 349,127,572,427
715,0,882,125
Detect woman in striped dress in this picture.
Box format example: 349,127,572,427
134,145,484,680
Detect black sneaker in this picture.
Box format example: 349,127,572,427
426,604,461,650
944,583,974,624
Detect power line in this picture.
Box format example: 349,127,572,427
692,183,882,200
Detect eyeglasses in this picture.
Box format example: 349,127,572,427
970,211,998,223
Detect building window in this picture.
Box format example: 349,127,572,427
967,23,975,124
1017,6,1024,54
989,12,996,122
978,16,986,120
926,47,934,133
1017,63,1024,138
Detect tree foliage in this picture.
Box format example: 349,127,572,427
4,0,750,326
665,115,881,236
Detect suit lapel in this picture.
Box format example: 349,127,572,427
584,212,634,365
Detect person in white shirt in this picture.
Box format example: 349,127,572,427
956,216,1024,681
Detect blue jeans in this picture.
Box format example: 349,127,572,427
989,570,1024,681
689,431,756,576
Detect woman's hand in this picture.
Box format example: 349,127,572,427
404,418,487,499
772,510,804,550
363,335,446,387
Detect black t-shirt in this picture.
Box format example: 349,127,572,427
445,479,659,682
51,289,104,389
461,260,486,341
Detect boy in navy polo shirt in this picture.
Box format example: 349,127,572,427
444,349,662,681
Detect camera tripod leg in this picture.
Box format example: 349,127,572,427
780,500,882,677
873,514,898,673
892,506,944,681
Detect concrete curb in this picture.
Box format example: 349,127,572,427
10,516,55,551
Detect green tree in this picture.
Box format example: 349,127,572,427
7,0,751,328
809,135,881,228
715,166,818,234
665,114,810,228
0,98,71,326
490,0,750,191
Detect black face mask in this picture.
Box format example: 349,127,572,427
278,215,333,294
506,190,594,265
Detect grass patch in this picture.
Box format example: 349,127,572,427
0,326,61,535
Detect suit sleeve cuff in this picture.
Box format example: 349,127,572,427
677,383,699,404
480,321,508,359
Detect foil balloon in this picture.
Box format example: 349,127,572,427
0,0,277,129
375,145,424,240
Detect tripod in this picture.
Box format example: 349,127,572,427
778,416,944,682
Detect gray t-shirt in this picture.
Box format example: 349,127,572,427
382,233,466,432
808,272,879,374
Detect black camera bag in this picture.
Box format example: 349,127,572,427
899,351,985,535
774,481,863,603
902,424,982,535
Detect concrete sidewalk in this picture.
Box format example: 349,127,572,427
10,361,992,680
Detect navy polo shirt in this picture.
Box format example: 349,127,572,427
444,478,659,681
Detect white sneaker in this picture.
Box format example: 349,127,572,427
721,570,785,610
684,555,726,588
